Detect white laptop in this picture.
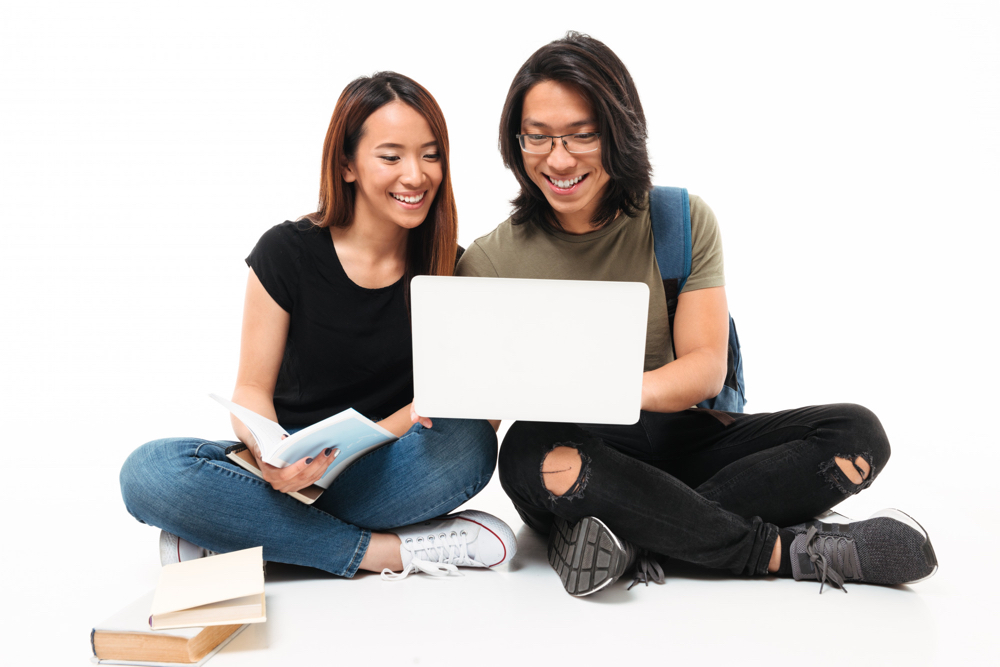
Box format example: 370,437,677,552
410,276,649,425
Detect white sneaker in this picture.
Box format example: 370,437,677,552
159,530,218,566
381,510,517,581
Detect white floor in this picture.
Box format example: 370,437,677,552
6,441,995,667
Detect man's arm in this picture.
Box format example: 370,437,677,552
640,285,729,413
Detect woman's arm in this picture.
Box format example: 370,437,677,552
232,269,287,439
640,285,729,413
232,269,338,493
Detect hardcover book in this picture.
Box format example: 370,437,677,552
91,591,246,665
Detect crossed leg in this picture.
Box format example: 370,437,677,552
501,403,891,575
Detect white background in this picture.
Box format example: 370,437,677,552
1,1,997,665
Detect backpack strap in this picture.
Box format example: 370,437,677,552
649,186,747,413
648,186,692,335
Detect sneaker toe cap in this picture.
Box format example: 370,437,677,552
459,511,517,567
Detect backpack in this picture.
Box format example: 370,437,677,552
648,186,746,413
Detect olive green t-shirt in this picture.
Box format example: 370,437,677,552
455,194,725,371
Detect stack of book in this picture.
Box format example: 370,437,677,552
92,547,265,665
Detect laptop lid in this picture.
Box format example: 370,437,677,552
411,276,649,425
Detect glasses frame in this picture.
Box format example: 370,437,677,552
516,132,602,155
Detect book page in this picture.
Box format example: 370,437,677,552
209,394,288,457
269,409,396,485
151,547,264,618
152,593,264,629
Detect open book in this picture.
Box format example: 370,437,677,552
210,394,398,504
151,547,266,631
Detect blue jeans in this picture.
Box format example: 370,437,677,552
120,419,497,577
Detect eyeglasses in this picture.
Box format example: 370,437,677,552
516,132,601,154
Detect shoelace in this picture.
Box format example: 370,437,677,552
627,550,665,590
381,530,479,582
803,525,854,594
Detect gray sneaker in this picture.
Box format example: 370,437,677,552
158,530,218,566
547,516,663,596
786,508,938,593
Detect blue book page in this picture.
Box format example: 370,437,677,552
277,421,389,464
270,411,397,488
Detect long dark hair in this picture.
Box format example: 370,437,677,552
309,72,458,280
499,32,653,232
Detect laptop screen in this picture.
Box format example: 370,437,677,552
411,276,648,425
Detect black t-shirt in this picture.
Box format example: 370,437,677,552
246,219,413,427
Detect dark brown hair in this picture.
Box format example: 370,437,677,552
310,72,458,279
499,32,653,232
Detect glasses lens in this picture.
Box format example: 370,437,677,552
519,134,552,154
565,133,601,153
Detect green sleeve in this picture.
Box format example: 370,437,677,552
455,241,499,278
681,194,726,293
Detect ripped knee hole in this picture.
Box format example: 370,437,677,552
835,455,871,485
541,445,587,498
819,452,875,495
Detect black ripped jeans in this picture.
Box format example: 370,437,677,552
498,404,890,576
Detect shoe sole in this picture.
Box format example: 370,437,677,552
814,509,854,523
867,508,938,583
548,516,627,597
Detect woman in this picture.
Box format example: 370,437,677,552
120,72,515,580
456,33,936,596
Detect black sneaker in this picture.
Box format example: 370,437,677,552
786,508,938,593
548,516,634,596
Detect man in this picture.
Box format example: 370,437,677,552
456,32,937,596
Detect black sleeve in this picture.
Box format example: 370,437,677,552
245,223,302,313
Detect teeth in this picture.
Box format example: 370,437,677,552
392,192,425,204
550,175,583,189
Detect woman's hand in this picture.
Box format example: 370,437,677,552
410,404,433,429
406,405,500,432
248,438,340,494
375,403,432,438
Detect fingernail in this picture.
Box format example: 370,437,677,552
325,448,334,456
305,457,314,464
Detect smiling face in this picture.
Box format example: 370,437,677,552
343,100,443,232
520,80,610,234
